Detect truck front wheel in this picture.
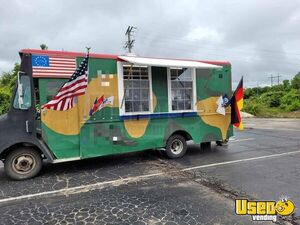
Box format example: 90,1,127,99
4,147,42,180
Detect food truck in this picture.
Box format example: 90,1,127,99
0,49,233,180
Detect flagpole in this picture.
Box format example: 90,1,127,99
86,47,91,80
84,47,91,121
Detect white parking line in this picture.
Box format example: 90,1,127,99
230,138,255,142
0,172,164,204
181,149,300,171
0,149,299,204
245,127,300,132
258,127,300,132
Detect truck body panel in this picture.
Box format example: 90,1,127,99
0,49,233,162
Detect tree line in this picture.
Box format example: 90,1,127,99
243,73,300,117
0,63,19,114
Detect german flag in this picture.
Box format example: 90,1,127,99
231,77,243,130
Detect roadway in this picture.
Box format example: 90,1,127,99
0,118,299,224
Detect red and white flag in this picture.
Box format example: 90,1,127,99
32,56,76,78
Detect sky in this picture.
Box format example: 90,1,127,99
0,0,299,88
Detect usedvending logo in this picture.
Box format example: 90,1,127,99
235,197,295,222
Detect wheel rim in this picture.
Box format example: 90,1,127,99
12,153,36,174
170,139,184,155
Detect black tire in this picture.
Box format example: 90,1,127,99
201,142,211,151
216,140,223,146
4,147,42,180
165,135,187,159
222,139,229,145
216,139,229,146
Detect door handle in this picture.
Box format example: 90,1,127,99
25,120,33,133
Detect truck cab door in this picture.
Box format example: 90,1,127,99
0,54,38,155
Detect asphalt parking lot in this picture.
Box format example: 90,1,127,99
0,118,299,225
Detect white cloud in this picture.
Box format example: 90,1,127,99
185,27,223,43
0,60,14,74
0,0,299,87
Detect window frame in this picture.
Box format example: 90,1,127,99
13,75,32,110
117,61,153,116
167,67,197,112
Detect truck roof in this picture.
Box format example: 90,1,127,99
21,49,231,66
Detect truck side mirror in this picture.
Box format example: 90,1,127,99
17,71,24,107
16,71,28,109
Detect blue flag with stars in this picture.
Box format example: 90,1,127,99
32,55,49,67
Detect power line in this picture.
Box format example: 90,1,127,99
135,30,300,57
135,37,298,62
134,33,300,66
136,33,300,60
134,40,300,67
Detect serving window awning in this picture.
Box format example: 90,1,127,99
118,55,222,69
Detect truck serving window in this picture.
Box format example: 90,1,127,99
170,68,193,111
13,76,32,110
123,65,150,113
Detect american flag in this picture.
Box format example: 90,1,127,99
42,54,89,111
32,55,76,78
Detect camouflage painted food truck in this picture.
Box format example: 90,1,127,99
0,49,233,180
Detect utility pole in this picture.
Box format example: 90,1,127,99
276,73,281,85
124,26,137,53
268,74,274,86
269,73,281,86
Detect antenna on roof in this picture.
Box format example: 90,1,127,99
124,26,137,55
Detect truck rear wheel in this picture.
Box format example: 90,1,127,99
216,139,229,146
165,135,187,159
4,147,42,180
201,142,211,151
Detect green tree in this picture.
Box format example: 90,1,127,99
291,72,300,89
243,88,252,99
282,79,290,90
280,89,300,111
260,91,283,107
0,63,19,91
40,44,48,50
0,63,20,114
0,90,10,114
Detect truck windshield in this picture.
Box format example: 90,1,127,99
13,76,31,110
